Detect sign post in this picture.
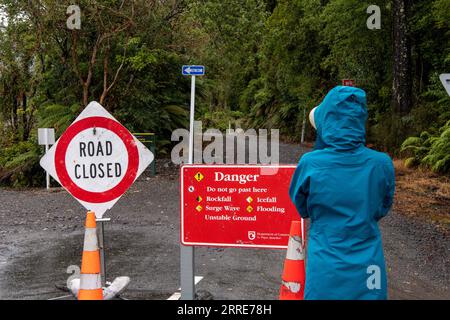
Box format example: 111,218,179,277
181,65,205,300
96,217,111,287
38,128,55,189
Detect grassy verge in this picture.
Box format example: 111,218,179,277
393,159,449,232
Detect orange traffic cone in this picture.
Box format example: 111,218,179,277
78,211,103,300
279,220,305,300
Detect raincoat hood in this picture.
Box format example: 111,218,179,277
313,86,368,151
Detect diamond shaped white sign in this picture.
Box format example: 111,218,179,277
439,73,450,97
40,101,154,218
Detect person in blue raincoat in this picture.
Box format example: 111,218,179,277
289,86,395,300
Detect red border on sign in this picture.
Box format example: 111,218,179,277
55,116,139,203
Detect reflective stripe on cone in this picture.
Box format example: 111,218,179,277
79,273,102,290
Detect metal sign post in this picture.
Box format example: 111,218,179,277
38,128,55,190
45,143,50,189
301,106,306,144
181,65,205,300
96,217,111,287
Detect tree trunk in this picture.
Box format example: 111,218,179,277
11,96,18,138
392,0,412,115
83,85,89,107
22,93,29,141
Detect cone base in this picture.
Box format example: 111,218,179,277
78,288,103,300
279,285,304,300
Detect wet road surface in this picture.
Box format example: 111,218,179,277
0,142,448,299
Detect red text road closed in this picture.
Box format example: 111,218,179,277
181,165,302,249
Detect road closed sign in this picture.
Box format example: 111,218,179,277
181,165,302,249
40,101,154,218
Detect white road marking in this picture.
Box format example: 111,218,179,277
167,276,204,300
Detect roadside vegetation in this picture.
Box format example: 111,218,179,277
0,0,449,187
393,159,449,230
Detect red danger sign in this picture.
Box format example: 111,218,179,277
40,101,154,218
181,165,302,249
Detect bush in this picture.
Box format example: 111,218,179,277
0,141,43,187
401,120,450,174
38,104,80,136
202,110,244,131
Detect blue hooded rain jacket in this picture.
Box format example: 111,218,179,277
289,86,395,300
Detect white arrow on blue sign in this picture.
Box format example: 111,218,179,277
182,65,205,76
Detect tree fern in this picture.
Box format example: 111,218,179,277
402,120,450,174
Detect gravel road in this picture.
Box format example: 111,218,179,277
0,142,448,300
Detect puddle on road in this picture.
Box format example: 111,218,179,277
0,230,179,300
0,232,83,299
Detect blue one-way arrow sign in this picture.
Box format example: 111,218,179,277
182,65,205,76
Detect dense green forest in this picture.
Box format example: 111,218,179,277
0,0,449,186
